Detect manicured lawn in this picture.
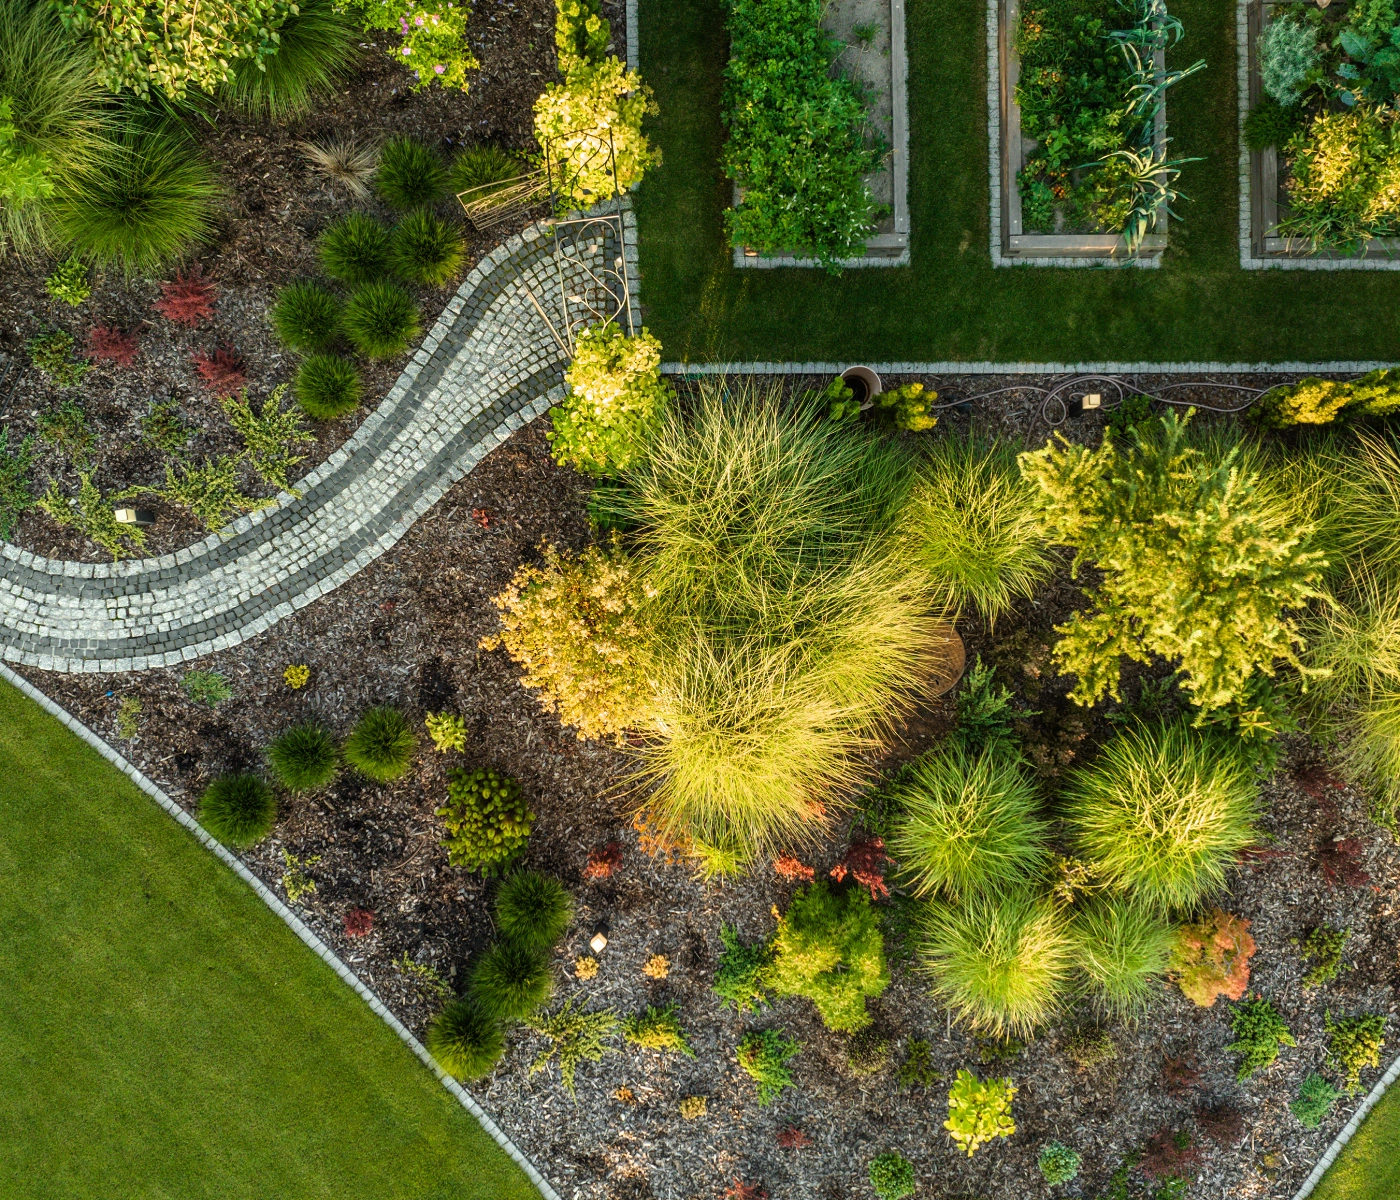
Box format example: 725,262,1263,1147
1311,1085,1400,1200
635,0,1400,363
0,680,540,1200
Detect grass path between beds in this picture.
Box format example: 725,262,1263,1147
0,679,539,1200
1311,1082,1400,1200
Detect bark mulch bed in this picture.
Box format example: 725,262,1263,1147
15,409,1400,1200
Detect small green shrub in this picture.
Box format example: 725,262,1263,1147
1252,371,1400,430
217,0,359,119
1325,1011,1387,1093
897,1038,939,1089
37,472,146,558
1065,1026,1117,1070
736,1028,800,1105
918,891,1072,1038
904,435,1048,623
887,742,1047,901
944,1068,1016,1157
469,940,554,1021
868,1151,915,1200
426,997,505,1081
374,136,446,209
267,723,338,791
622,1003,695,1057
425,711,468,753
28,330,89,388
1038,1141,1082,1185
951,656,1022,757
448,144,525,196
270,281,341,352
391,209,464,286
1070,896,1174,1017
318,212,394,285
182,669,232,707
713,924,775,1013
494,870,573,952
342,281,420,359
0,426,35,539
293,353,362,421
161,456,270,533
140,399,191,456
35,397,92,466
768,881,889,1032
436,767,535,873
1244,94,1300,152
199,773,277,846
1226,995,1296,1079
44,257,90,306
342,706,416,782
524,997,619,1097
1301,925,1352,989
847,1025,890,1075
1292,1072,1340,1129
1259,10,1320,106
1064,720,1259,910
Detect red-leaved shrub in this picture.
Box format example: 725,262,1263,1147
86,325,140,367
773,854,815,883
155,264,216,325
1140,1128,1201,1181
583,841,623,881
723,1182,767,1200
193,346,247,397
776,1126,812,1149
344,907,374,937
830,836,892,900
1320,836,1372,888
1195,1102,1245,1144
1162,1052,1200,1097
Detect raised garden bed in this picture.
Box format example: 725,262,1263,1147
1241,0,1400,268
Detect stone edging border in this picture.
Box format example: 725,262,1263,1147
0,660,563,1200
1289,1049,1400,1200
660,360,1398,375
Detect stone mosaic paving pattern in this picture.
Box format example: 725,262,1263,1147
1,215,637,673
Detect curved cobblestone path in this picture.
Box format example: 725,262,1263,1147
1,214,637,673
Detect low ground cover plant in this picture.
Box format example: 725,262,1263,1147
1300,924,1352,989
944,1069,1016,1156
525,997,620,1097
1226,995,1296,1079
623,1003,695,1057
867,1152,915,1200
1039,1140,1082,1184
736,1028,800,1105
1292,1072,1341,1128
720,0,882,267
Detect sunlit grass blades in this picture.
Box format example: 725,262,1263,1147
1070,895,1174,1016
342,282,421,359
217,0,359,119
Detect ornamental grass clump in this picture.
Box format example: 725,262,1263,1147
494,870,573,952
448,144,525,196
271,281,341,352
342,281,421,359
903,436,1050,623
917,891,1073,1037
426,997,505,1081
887,743,1049,901
293,354,362,421
468,939,554,1021
1070,896,1174,1017
318,212,394,285
436,767,535,873
342,706,416,782
1063,719,1259,910
199,774,277,846
944,1069,1016,1157
267,723,338,791
374,135,447,209
391,209,464,286
217,0,359,119
767,881,889,1032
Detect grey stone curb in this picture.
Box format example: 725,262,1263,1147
0,659,562,1200
1289,1049,1400,1200
661,360,1399,375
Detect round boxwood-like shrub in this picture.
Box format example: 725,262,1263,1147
436,767,534,874
199,774,277,845
343,706,417,782
425,997,505,1080
270,281,341,352
342,281,421,359
374,135,447,209
294,353,362,421
318,212,394,286
469,939,554,1020
868,1151,916,1200
495,870,574,952
1038,1141,1082,1185
267,723,338,791
391,209,465,286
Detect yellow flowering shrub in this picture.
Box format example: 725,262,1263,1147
284,663,310,689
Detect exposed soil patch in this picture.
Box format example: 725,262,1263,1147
15,399,1400,1200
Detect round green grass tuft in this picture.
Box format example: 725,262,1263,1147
217,0,360,120
342,281,421,359
468,939,554,1020
1064,719,1259,910
294,354,362,421
199,773,277,846
267,723,338,791
318,212,394,286
494,871,574,952
271,281,341,352
391,210,465,286
342,706,417,782
1069,895,1174,1017
917,889,1072,1038
425,997,505,1080
447,144,525,197
886,742,1049,901
374,136,446,210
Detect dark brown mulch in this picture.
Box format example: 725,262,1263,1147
15,405,1400,1200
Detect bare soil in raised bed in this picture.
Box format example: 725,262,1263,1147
13,390,1400,1200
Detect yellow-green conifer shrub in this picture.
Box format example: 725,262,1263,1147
1251,368,1400,429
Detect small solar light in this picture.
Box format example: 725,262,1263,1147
1068,393,1102,418
589,931,609,955
113,508,156,526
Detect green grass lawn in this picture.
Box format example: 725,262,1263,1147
0,679,540,1200
1311,1084,1400,1200
635,0,1400,363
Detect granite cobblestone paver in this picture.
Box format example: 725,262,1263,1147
0,214,636,673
